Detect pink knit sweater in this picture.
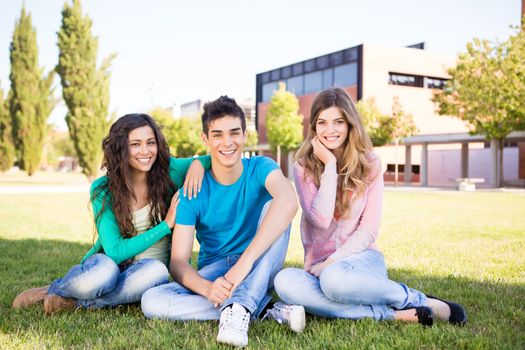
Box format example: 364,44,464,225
293,152,383,270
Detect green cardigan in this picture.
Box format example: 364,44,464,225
81,155,210,265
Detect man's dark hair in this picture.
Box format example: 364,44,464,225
201,96,246,135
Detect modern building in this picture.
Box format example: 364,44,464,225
255,42,525,187
174,97,257,132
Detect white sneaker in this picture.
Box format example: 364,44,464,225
264,301,306,333
216,303,250,347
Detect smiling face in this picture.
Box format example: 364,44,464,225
315,106,350,153
202,115,246,169
128,125,158,174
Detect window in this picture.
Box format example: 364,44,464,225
304,71,323,94
386,164,420,174
292,63,303,75
261,72,271,84
262,82,278,102
426,77,447,89
316,55,330,69
344,48,358,62
281,66,291,79
287,76,304,95
334,63,357,87
270,69,280,81
330,51,344,66
389,73,424,87
322,68,333,89
304,59,316,73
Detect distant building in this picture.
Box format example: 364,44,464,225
255,42,525,187
175,97,256,132
179,99,203,119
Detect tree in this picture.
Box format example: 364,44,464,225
356,98,393,147
245,129,259,148
0,84,15,172
265,82,304,165
45,127,77,168
433,26,525,187
390,97,418,187
149,108,206,157
57,0,115,181
8,7,55,176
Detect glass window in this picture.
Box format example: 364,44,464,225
426,77,447,89
333,63,357,87
322,68,333,89
316,55,330,69
389,73,423,87
304,59,316,73
262,82,278,102
304,71,323,94
292,63,303,76
281,66,291,79
270,69,280,81
330,51,344,66
261,72,270,84
344,48,358,62
286,76,304,95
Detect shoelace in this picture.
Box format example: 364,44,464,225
221,307,250,332
262,303,291,324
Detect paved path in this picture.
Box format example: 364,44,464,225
384,185,525,194
0,185,90,194
1,184,524,194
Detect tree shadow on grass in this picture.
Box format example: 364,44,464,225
1,238,524,349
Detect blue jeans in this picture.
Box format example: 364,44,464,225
274,249,427,320
142,201,291,320
48,253,169,308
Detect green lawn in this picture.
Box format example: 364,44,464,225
1,190,524,349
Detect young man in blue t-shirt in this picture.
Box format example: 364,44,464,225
142,96,305,347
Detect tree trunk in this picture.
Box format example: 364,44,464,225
394,140,399,187
276,145,281,167
498,138,504,187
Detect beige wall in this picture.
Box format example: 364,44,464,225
361,43,467,135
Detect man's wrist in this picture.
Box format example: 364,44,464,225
238,251,256,266
198,279,213,298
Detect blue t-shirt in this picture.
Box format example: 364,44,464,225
175,156,280,268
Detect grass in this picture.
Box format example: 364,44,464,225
1,189,524,349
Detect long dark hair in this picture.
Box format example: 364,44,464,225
92,113,175,238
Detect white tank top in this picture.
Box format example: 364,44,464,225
132,204,170,267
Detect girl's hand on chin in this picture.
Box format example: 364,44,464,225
311,137,337,165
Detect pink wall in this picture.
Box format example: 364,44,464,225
427,148,519,187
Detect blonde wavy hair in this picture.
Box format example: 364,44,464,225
295,87,374,217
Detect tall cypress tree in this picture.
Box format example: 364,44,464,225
9,7,55,175
57,0,114,181
0,84,15,172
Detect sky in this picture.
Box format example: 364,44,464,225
0,0,522,130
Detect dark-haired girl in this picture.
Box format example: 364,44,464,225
12,113,210,314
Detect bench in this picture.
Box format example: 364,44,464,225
454,178,485,192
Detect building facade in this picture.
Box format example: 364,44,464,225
255,43,525,187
